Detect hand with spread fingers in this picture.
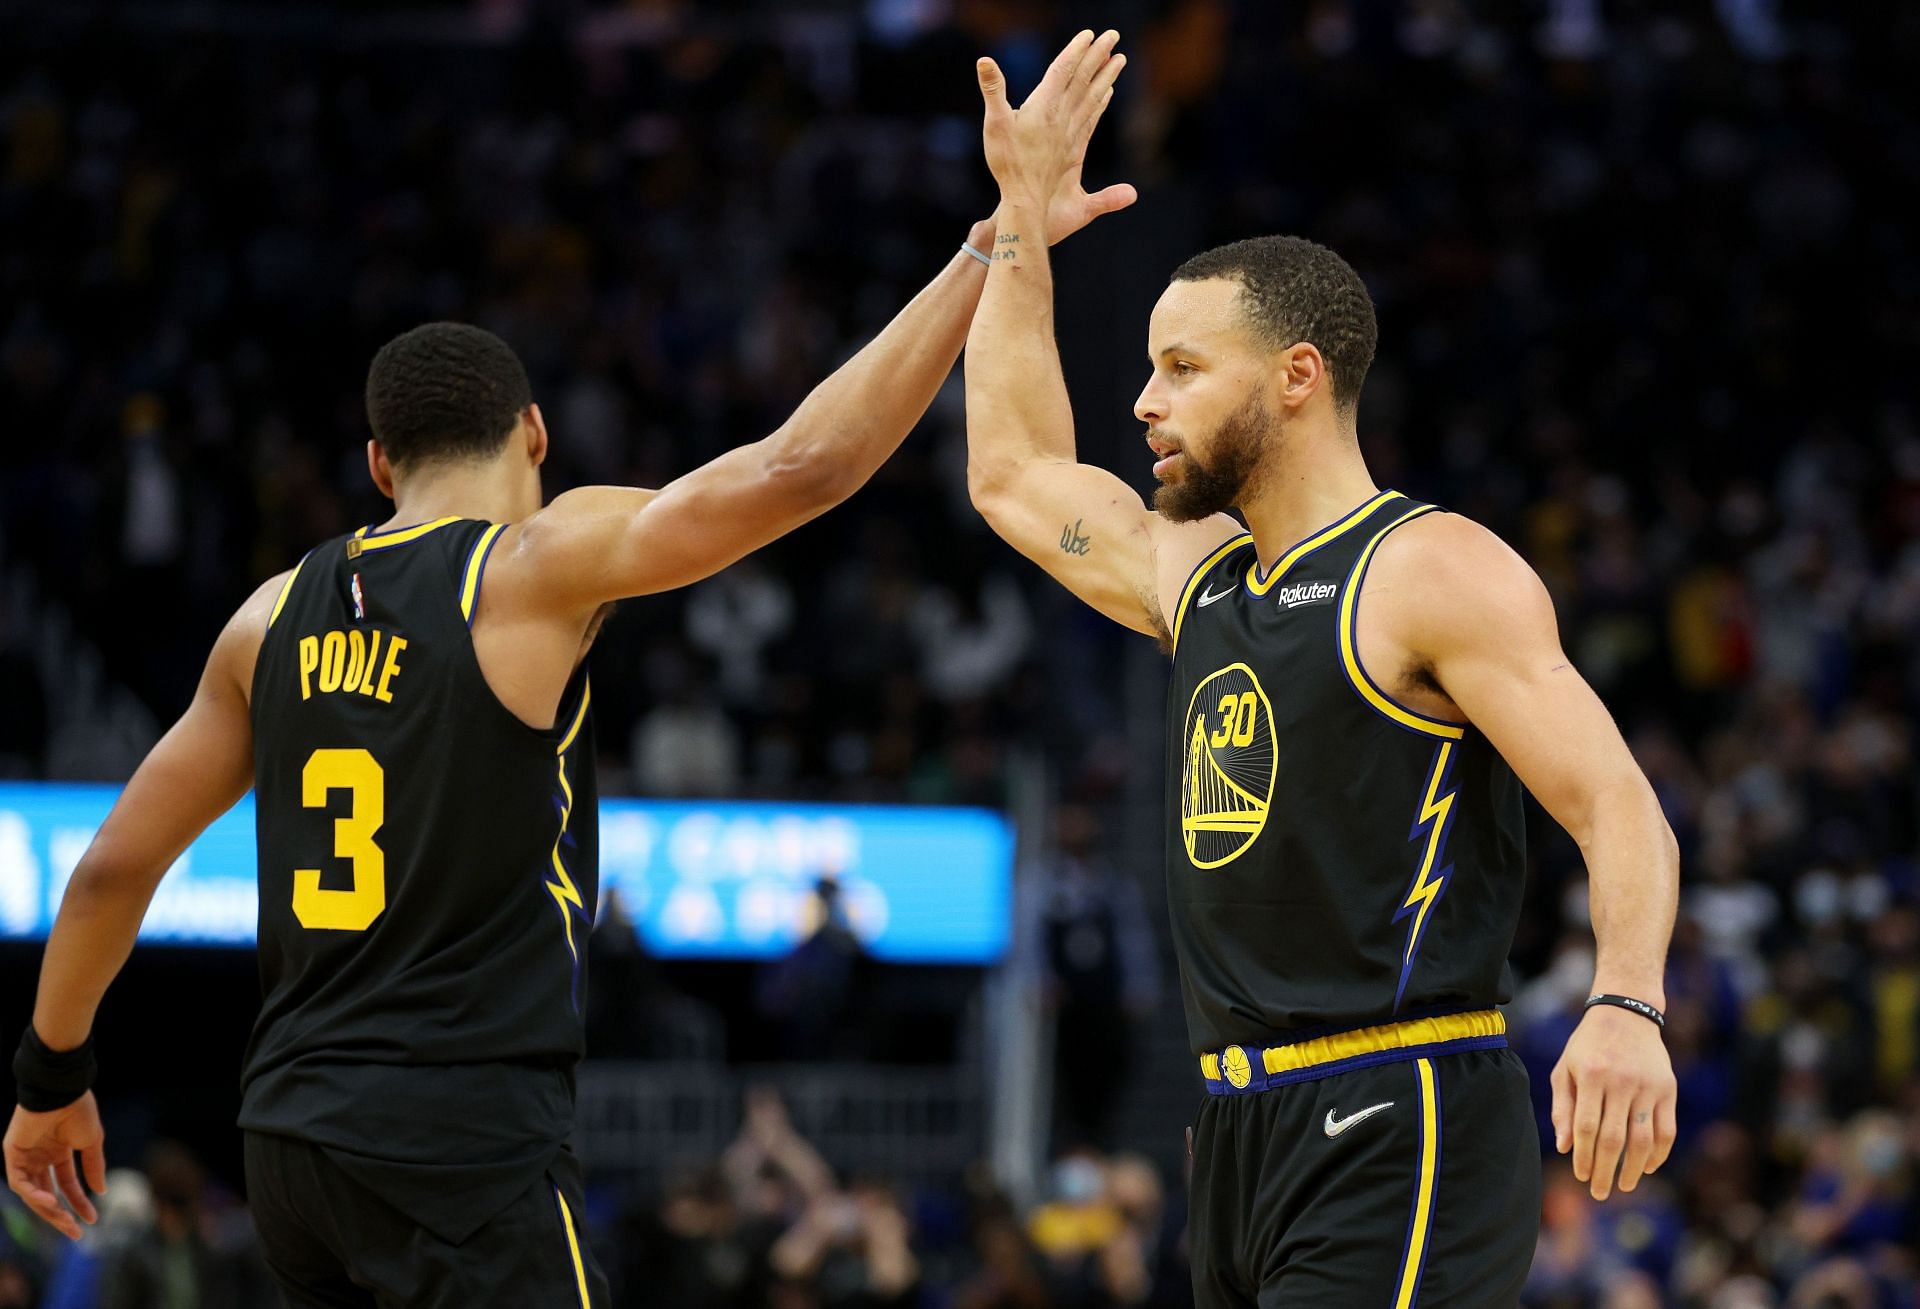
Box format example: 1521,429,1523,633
5,1093,108,1241
1550,1002,1678,1201
976,29,1137,245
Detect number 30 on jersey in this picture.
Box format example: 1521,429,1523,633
1180,663,1277,870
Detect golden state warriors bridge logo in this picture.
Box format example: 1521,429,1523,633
1181,663,1277,869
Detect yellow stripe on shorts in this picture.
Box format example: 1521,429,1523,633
1393,1057,1440,1308
554,1186,591,1308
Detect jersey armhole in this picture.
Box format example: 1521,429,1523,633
1170,533,1254,654
266,552,311,630
458,523,509,628
453,523,591,750
1337,507,1468,740
251,549,315,716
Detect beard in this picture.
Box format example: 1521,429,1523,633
1152,390,1271,523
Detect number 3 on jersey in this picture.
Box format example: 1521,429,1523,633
294,747,387,931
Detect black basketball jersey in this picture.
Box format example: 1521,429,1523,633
1164,490,1526,1055
239,515,596,1241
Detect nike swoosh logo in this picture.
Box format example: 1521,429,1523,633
1197,583,1237,607
1324,1101,1395,1138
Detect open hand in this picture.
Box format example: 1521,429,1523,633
1550,1004,1677,1200
977,30,1137,244
5,1093,107,1240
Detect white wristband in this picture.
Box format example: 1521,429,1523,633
961,242,992,266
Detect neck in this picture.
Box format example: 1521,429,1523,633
385,460,533,528
1239,426,1379,569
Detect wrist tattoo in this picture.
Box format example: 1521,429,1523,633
993,232,1024,261
1060,519,1091,556
996,233,1020,244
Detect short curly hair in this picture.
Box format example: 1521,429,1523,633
1171,237,1377,414
364,322,532,466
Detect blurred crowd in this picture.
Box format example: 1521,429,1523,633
0,1142,270,1309
3,0,1919,1305
0,1096,1193,1309
606,1088,1191,1309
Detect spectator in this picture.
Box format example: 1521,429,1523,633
1042,806,1161,1150
768,1177,921,1309
95,1143,270,1309
755,876,876,1061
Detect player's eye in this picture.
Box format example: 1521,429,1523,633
1173,361,1197,376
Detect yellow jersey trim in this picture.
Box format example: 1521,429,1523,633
1245,489,1402,596
459,523,507,623
352,516,463,552
544,676,595,968
556,676,592,757
554,1187,593,1308
1393,1058,1441,1308
1199,1008,1504,1082
1337,505,1467,740
1170,533,1254,653
267,558,307,629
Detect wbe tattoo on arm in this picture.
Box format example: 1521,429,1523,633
1060,519,1091,556
993,232,1022,261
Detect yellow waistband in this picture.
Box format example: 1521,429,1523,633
1199,1009,1506,1083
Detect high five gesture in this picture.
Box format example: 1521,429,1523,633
976,30,1136,241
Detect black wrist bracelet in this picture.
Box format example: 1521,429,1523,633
12,1026,96,1113
1584,993,1666,1030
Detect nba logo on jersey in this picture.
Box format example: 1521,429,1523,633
351,573,366,621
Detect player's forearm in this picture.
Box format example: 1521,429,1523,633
964,196,1077,504
31,862,165,1050
1579,778,1679,1008
762,222,994,503
27,671,253,1053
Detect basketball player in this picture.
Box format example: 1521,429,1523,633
2,41,1136,1303
965,31,1679,1306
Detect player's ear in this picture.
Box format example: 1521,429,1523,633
524,404,549,468
1275,342,1327,413
366,440,397,500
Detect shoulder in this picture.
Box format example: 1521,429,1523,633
213,568,298,701
233,569,297,642
1155,514,1252,600
521,486,663,541
1369,510,1558,653
493,486,663,596
1154,513,1251,648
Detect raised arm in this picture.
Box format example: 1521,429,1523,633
1391,514,1679,1202
964,32,1239,640
487,222,998,613
5,573,275,1239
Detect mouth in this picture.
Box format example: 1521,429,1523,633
1146,432,1183,479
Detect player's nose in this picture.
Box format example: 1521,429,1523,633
1133,373,1166,424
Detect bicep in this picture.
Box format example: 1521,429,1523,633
515,442,837,607
977,460,1238,639
1426,555,1646,838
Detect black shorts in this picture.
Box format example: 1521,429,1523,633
1189,1046,1539,1308
243,1132,611,1308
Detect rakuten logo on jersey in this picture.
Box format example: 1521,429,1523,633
1274,582,1339,609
